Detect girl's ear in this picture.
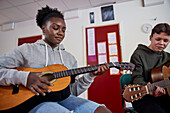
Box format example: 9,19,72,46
42,26,46,34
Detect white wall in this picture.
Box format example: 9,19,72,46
0,0,170,98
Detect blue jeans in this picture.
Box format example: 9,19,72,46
29,95,104,113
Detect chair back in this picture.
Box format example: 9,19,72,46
120,74,131,92
120,74,138,113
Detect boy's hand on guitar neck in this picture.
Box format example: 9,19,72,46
92,63,109,76
147,82,166,97
26,72,53,96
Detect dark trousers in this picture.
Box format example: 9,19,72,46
132,94,170,113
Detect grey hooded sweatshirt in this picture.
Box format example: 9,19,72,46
0,39,95,96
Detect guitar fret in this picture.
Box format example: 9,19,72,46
63,71,66,77
86,67,90,72
72,69,75,75
59,71,62,78
93,65,97,70
77,68,80,74
75,69,78,75
81,68,84,73
69,69,73,75
57,72,60,78
62,71,64,77
56,72,59,78
83,67,87,72
65,70,68,76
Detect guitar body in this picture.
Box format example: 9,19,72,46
151,62,170,95
0,64,71,111
162,65,170,95
151,62,170,82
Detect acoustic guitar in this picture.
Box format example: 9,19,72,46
0,62,135,112
122,64,170,102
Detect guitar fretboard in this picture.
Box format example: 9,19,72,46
147,77,170,93
52,62,134,79
53,62,114,79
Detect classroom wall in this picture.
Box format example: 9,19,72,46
0,0,170,99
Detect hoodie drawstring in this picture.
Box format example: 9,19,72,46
45,43,48,67
59,45,64,65
45,43,64,66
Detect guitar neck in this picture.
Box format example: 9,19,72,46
53,62,113,79
53,62,134,79
147,78,170,93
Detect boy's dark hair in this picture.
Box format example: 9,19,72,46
36,5,64,29
151,23,170,36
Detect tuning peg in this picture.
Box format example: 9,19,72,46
120,70,124,74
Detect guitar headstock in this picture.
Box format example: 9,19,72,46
113,62,135,71
122,85,147,102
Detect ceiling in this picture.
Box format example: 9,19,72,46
0,0,133,26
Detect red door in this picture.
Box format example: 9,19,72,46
18,35,42,46
86,24,124,113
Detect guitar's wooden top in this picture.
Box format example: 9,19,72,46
0,64,70,110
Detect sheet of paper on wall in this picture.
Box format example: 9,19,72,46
97,42,107,64
98,55,107,64
110,68,119,75
97,42,106,54
109,56,118,63
108,32,117,44
87,28,96,56
109,56,119,75
109,45,118,55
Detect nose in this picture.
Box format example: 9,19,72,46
57,29,64,36
159,40,164,44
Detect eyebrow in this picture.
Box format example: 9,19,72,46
52,23,66,28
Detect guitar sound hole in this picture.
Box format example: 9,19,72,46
41,73,55,82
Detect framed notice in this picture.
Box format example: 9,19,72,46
101,5,114,22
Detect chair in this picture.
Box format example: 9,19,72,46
120,74,138,113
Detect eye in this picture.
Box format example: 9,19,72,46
155,38,161,41
62,29,66,33
164,39,169,42
53,27,58,30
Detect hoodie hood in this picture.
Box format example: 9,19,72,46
35,39,65,50
34,39,65,66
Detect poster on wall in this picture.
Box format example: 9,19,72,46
97,42,107,64
89,12,94,24
101,5,114,22
108,32,117,44
87,28,96,62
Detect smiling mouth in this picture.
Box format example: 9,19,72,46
55,37,63,40
157,46,164,50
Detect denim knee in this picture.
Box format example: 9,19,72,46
29,102,70,113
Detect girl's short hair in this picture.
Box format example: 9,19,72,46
36,5,64,29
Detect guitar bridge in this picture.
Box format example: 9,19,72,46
12,84,20,94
